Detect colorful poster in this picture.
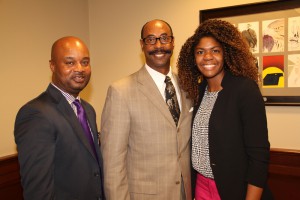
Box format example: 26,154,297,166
262,19,284,53
262,55,284,88
238,22,259,53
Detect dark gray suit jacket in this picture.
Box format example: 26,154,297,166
14,84,105,200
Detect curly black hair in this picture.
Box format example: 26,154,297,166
177,19,258,104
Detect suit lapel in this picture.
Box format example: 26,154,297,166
173,75,191,127
47,84,98,162
177,88,190,126
136,67,177,127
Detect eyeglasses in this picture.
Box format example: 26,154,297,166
142,36,174,45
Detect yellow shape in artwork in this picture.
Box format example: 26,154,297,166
262,66,284,88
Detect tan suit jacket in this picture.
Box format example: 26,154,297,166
101,66,193,200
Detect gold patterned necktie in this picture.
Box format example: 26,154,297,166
165,76,180,126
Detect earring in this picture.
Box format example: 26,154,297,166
198,74,203,84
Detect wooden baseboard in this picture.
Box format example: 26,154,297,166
268,148,300,200
0,149,299,200
0,154,23,200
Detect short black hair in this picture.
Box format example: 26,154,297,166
141,19,173,39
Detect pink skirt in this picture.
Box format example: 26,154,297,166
195,173,221,200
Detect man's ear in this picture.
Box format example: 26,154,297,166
140,39,144,50
171,37,175,47
49,60,55,72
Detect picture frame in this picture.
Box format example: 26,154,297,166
200,0,300,106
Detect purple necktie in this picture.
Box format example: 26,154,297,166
73,99,98,159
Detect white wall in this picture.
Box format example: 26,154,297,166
88,0,300,150
1,0,299,157
0,0,90,157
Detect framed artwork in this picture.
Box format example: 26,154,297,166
200,0,300,106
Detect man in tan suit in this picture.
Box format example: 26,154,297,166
101,19,193,200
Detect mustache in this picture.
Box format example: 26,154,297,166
149,49,172,55
73,72,86,77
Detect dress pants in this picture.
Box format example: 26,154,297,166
195,173,221,200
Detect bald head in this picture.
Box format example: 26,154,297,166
51,36,89,61
49,36,91,97
141,19,173,39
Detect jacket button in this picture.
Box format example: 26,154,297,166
175,181,180,184
94,173,100,177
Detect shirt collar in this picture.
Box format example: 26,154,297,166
51,83,80,104
145,64,173,83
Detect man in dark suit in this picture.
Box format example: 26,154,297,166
14,36,105,200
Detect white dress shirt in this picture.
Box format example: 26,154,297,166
145,64,182,110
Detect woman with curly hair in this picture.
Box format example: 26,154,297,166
177,19,273,200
